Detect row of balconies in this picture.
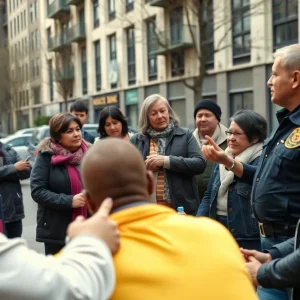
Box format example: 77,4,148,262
48,0,192,55
48,23,85,52
47,0,166,19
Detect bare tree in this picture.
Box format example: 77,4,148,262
52,47,74,112
0,46,25,130
45,24,75,112
120,0,268,99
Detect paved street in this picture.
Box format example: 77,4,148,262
21,179,44,253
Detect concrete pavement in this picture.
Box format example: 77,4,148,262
21,179,44,253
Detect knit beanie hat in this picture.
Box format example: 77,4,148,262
193,99,222,121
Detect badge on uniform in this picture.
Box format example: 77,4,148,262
285,127,300,148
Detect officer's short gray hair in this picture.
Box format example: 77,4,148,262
138,94,180,135
274,44,300,71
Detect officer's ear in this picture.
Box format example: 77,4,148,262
292,70,300,89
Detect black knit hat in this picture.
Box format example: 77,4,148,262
193,99,222,121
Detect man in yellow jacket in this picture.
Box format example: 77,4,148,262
81,138,257,300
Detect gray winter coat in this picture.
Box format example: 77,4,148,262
0,143,31,223
131,126,206,215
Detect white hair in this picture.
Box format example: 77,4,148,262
274,44,300,71
138,94,180,135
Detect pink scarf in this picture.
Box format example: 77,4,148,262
50,140,88,220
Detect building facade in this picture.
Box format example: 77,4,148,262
3,0,299,132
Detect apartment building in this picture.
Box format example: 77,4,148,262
2,0,46,131
0,0,8,133
4,0,299,131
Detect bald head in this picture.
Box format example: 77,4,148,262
82,138,153,212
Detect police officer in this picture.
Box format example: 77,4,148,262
200,43,300,300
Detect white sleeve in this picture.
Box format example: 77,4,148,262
0,234,115,300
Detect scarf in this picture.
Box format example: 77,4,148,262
216,142,263,216
49,140,88,220
193,123,227,149
146,121,174,202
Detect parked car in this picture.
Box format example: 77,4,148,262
0,132,8,139
82,123,98,139
12,127,37,136
0,134,32,160
27,125,50,160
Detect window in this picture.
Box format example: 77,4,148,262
126,0,134,12
21,11,23,29
29,3,33,23
109,34,117,88
127,27,136,85
146,19,157,81
48,59,54,102
273,0,298,48
47,27,51,48
7,136,28,147
230,91,253,115
231,0,251,64
108,0,116,21
203,0,214,69
23,10,26,27
170,7,183,44
93,0,99,28
81,47,88,95
33,86,40,104
171,52,184,77
94,40,101,91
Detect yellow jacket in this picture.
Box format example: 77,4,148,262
110,204,256,300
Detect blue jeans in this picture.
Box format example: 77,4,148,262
257,236,290,300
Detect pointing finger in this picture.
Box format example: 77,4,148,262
205,135,222,151
97,197,113,216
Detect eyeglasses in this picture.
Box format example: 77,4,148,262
225,131,246,137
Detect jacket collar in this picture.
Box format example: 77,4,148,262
276,105,300,126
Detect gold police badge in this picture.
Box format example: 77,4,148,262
285,128,300,148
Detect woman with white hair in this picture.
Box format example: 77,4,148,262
131,94,206,215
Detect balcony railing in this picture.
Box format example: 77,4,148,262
67,0,84,5
147,0,169,7
48,32,72,52
47,0,70,19
54,65,75,81
149,25,196,55
69,23,86,43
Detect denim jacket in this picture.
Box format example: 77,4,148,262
197,158,260,241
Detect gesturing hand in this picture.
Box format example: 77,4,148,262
14,160,30,171
145,154,165,172
245,256,262,286
201,136,230,165
67,197,120,254
72,193,86,208
240,248,272,264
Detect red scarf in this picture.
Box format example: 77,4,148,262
49,140,88,220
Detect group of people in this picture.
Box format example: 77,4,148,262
0,43,300,300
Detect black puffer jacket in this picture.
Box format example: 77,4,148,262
0,143,31,223
30,138,74,244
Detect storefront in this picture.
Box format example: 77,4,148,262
125,89,139,130
92,92,119,123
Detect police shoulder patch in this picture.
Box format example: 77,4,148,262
285,127,300,148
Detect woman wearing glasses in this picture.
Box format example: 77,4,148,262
196,110,267,250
